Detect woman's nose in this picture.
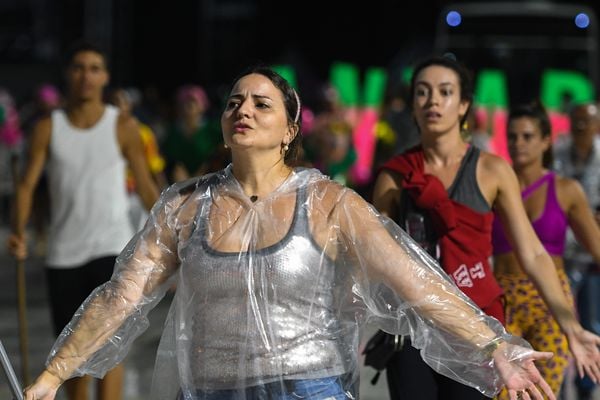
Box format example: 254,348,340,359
236,100,252,118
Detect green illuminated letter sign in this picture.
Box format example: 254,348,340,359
474,70,508,108
541,70,594,110
329,63,387,107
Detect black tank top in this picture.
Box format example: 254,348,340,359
398,146,490,258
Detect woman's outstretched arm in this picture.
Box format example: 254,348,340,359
23,182,195,400
333,187,556,399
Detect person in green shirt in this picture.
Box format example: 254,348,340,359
162,84,226,182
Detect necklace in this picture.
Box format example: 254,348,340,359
240,167,293,204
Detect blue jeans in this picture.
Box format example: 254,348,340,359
178,375,351,399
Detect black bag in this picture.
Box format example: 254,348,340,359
362,330,404,384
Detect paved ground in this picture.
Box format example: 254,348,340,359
0,226,596,400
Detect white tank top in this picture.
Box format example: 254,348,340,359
46,105,134,268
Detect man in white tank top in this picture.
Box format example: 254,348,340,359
7,40,159,400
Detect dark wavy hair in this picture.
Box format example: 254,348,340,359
228,65,303,165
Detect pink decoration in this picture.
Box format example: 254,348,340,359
488,109,509,162
548,112,570,142
349,107,378,185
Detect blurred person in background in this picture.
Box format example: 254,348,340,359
20,83,63,135
491,101,600,398
0,88,24,225
7,40,159,400
304,83,357,186
554,103,600,400
161,84,227,183
140,85,169,143
109,87,168,230
372,80,419,170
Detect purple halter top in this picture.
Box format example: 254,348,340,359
492,172,567,256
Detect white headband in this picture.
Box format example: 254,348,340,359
293,89,301,124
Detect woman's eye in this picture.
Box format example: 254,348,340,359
441,89,452,96
256,102,270,109
415,88,428,97
226,101,239,109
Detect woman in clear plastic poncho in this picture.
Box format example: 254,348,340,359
25,67,558,400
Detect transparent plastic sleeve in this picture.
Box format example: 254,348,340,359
45,165,535,399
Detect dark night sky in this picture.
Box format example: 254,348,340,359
128,1,443,94
3,0,600,105
124,0,600,106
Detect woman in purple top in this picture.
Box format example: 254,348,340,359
492,102,600,398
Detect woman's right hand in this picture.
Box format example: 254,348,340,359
23,370,62,400
7,233,27,261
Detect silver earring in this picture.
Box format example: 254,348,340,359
283,144,289,152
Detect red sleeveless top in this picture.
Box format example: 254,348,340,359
381,146,504,323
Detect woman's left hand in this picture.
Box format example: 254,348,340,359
566,326,600,383
492,342,555,400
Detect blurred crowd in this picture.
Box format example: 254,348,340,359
0,73,591,232
0,71,594,229
0,75,422,230
4,54,600,400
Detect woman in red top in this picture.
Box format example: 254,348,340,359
372,55,600,400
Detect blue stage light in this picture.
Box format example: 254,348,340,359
446,11,462,27
575,13,590,29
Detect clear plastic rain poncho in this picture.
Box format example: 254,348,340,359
46,165,532,399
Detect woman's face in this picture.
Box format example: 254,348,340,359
507,116,549,167
221,73,294,154
412,65,469,137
